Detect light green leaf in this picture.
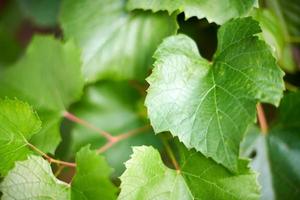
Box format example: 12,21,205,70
0,99,41,175
243,92,300,200
119,145,260,200
145,17,284,172
70,82,161,177
0,36,84,153
252,8,296,73
127,0,256,24
0,155,70,199
60,0,178,82
71,146,117,200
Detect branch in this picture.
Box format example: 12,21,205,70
63,111,115,141
162,138,180,172
27,143,76,168
97,124,151,154
256,103,268,135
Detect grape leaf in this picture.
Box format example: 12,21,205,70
0,99,41,175
127,0,256,24
252,9,296,73
0,155,70,199
69,82,161,177
60,0,178,82
0,36,84,153
266,0,300,37
1,146,117,199
242,92,300,200
0,1,24,66
119,145,260,200
145,17,285,172
17,0,61,27
71,145,117,200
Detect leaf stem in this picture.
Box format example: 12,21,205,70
256,103,268,135
162,139,180,172
96,124,151,154
27,142,76,167
63,111,115,141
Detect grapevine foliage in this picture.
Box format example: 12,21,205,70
0,0,299,199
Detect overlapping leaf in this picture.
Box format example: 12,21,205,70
0,155,70,199
252,9,296,72
242,92,300,200
69,82,161,177
72,146,117,200
266,0,300,37
60,0,178,82
0,36,84,153
0,147,116,199
119,145,260,200
127,0,256,24
0,99,41,175
145,17,284,172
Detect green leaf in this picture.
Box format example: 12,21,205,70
0,1,24,66
0,36,84,153
242,92,300,199
119,145,260,200
252,8,296,73
69,82,161,177
17,0,61,27
266,0,300,37
0,147,117,199
60,0,178,82
127,0,256,24
0,99,41,175
0,155,70,199
145,17,284,172
71,146,117,200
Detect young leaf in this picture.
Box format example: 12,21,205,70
69,82,161,177
60,0,178,82
145,17,285,172
119,145,260,200
127,0,256,24
71,146,117,200
0,147,117,199
0,99,41,175
0,36,84,153
244,92,300,199
0,155,70,199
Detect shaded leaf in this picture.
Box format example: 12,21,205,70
60,0,178,82
252,8,296,72
70,82,161,177
243,92,300,199
0,36,84,153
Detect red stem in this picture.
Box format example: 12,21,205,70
256,103,268,135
